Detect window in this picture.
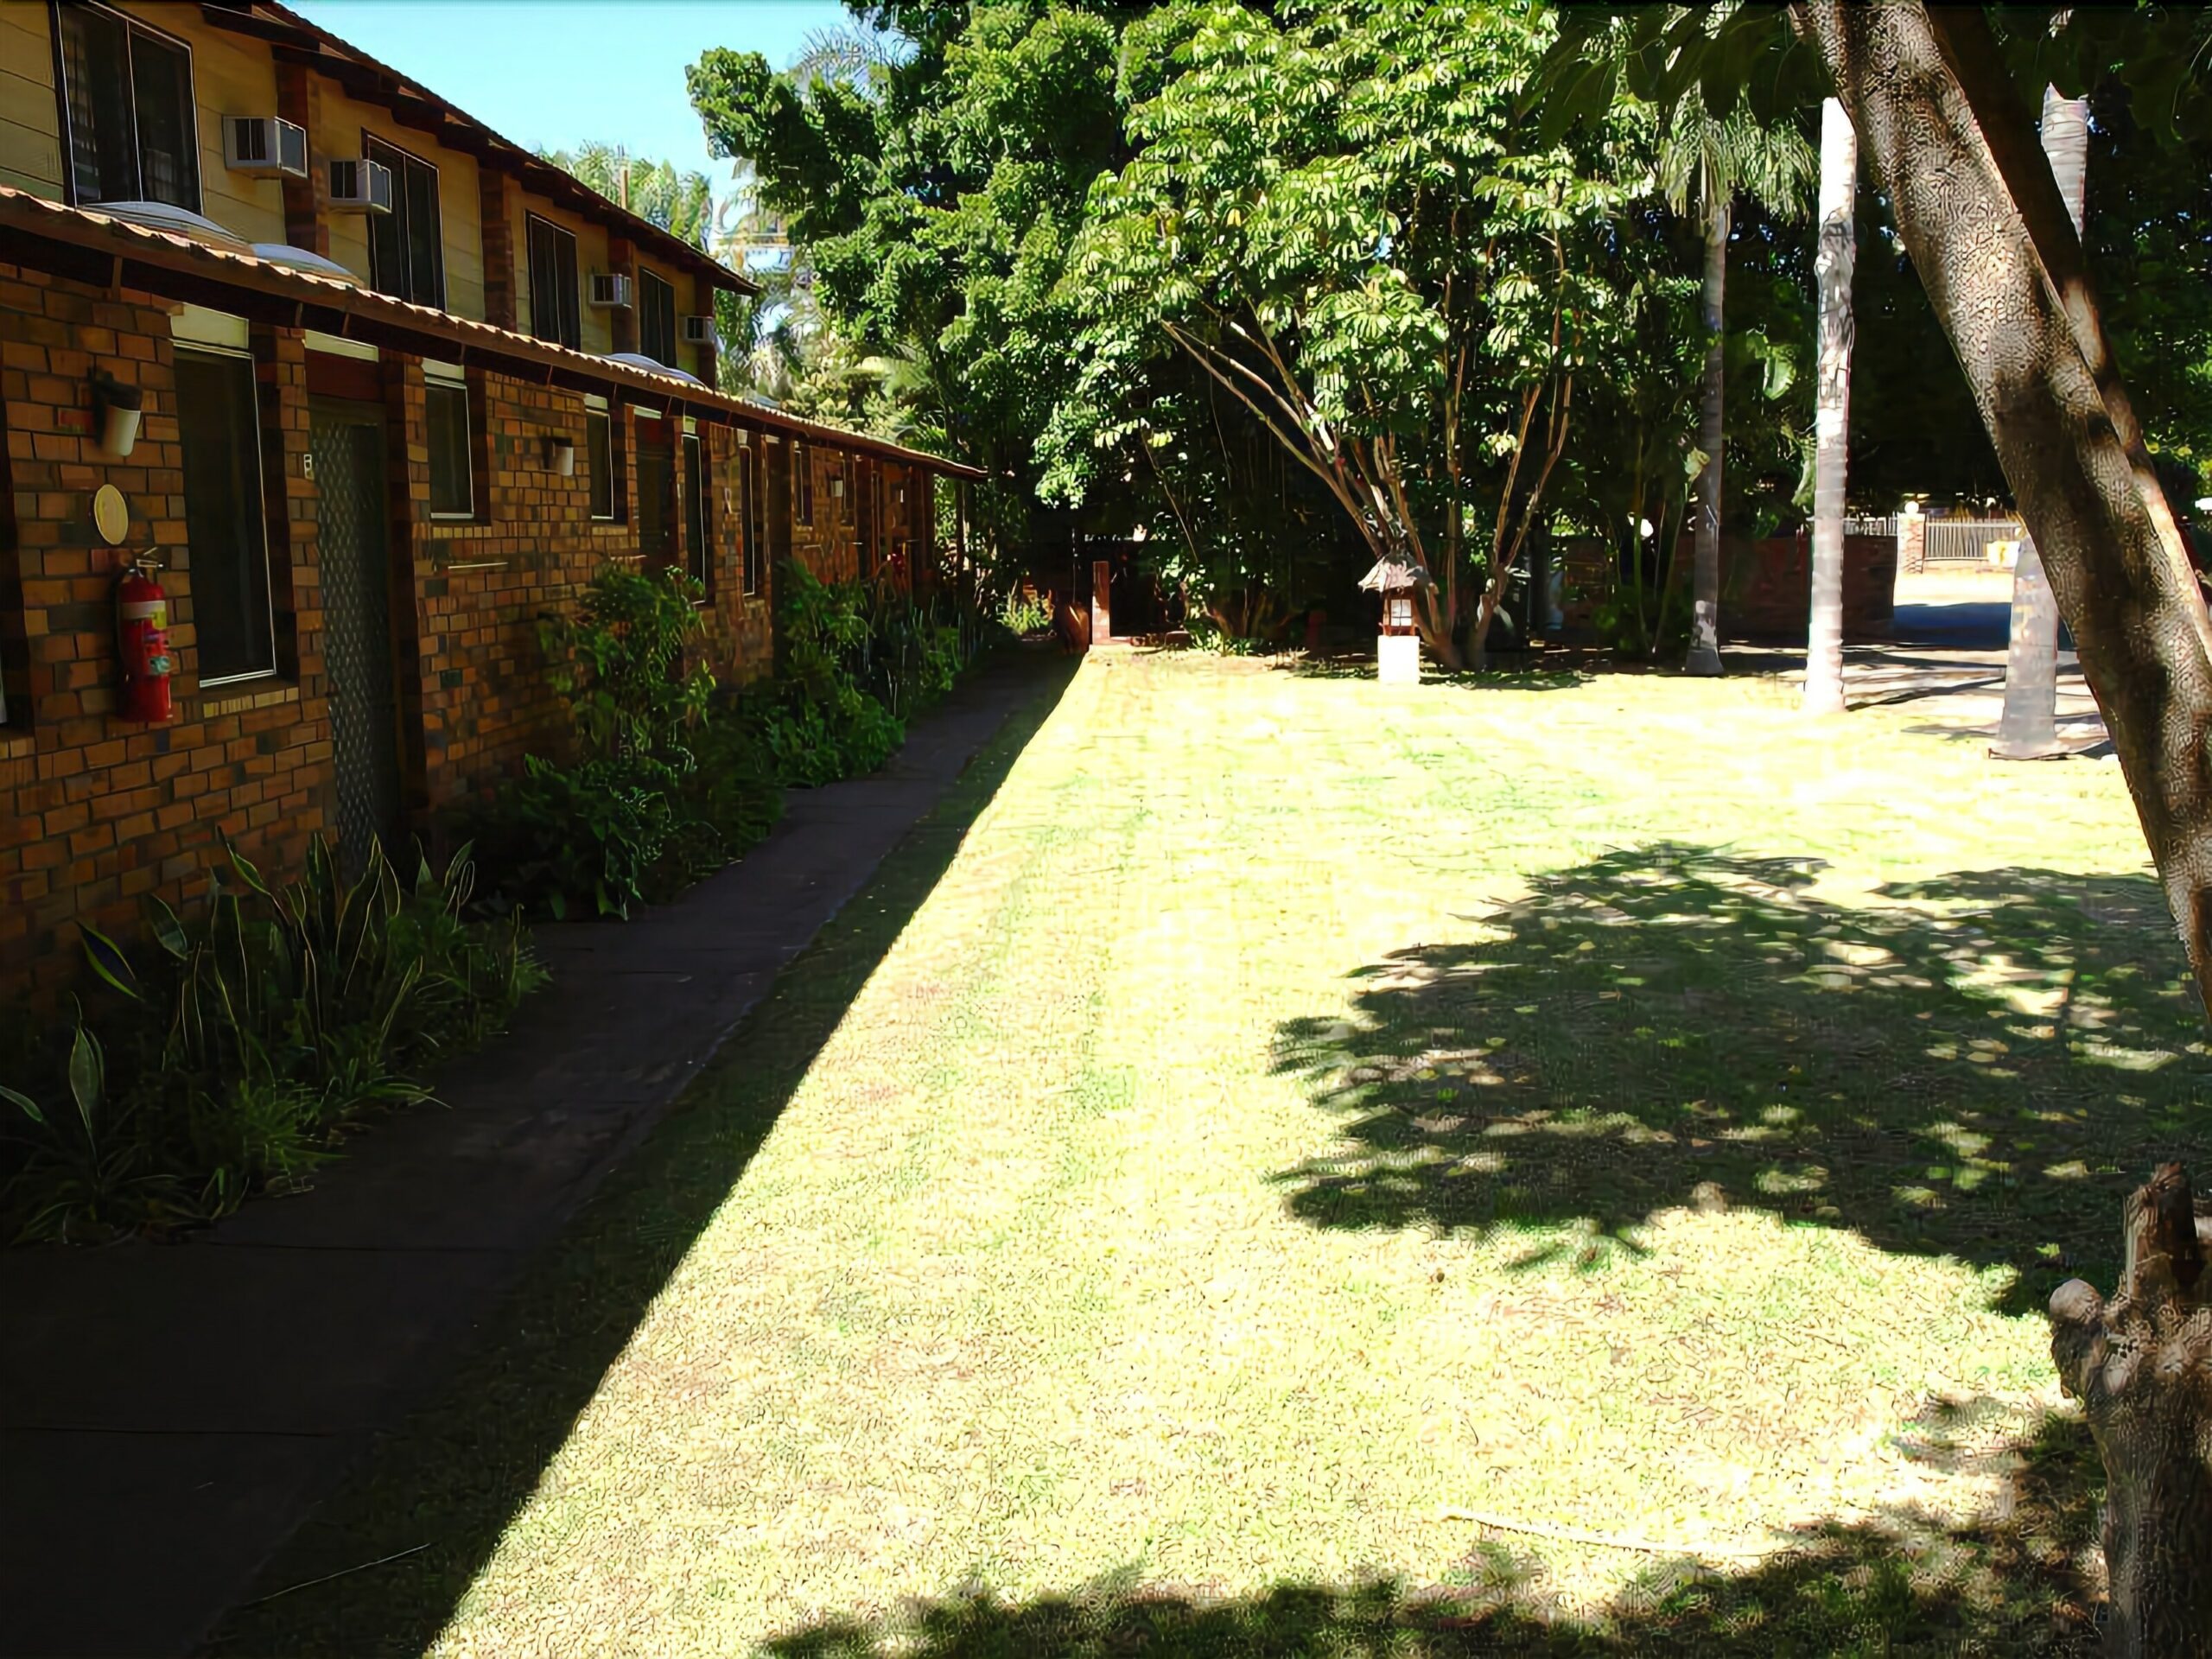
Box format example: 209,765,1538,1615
639,270,677,367
683,433,709,589
174,346,275,683
793,440,813,525
365,136,442,308
586,407,614,520
740,439,765,595
526,215,580,349
425,379,472,518
54,2,200,209
842,455,857,527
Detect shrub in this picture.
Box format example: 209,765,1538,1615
470,564,781,919
1000,587,1054,637
0,835,544,1244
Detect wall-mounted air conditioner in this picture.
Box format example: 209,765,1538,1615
680,315,715,347
224,116,308,179
588,272,632,309
327,158,393,213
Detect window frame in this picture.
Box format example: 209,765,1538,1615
173,340,278,688
363,131,445,310
585,404,615,523
639,269,677,368
792,439,814,526
424,375,474,520
50,0,204,213
524,213,581,350
682,431,710,592
741,437,766,596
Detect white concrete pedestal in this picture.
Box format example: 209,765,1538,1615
1377,632,1421,684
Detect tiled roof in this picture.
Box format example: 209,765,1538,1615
0,186,983,480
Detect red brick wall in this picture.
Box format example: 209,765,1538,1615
0,257,952,995
0,263,331,989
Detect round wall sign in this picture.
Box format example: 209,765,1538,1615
92,484,129,546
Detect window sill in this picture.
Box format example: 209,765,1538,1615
200,680,300,717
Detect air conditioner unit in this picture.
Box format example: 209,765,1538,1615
224,116,308,179
588,271,632,309
327,158,393,213
680,314,715,347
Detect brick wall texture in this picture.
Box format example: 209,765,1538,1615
0,260,939,995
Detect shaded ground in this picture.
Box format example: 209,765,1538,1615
211,651,2179,1657
1273,848,2197,1315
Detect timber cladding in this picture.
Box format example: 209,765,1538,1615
0,257,893,995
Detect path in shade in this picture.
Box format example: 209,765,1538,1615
0,648,1071,1659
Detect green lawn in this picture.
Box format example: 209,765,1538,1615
216,649,2202,1656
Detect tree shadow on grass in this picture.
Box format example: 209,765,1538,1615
201,659,1079,1659
1280,651,1592,691
762,1411,2102,1656
1272,845,2209,1314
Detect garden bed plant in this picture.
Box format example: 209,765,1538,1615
0,835,543,1244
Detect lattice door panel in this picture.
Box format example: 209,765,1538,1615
311,411,403,880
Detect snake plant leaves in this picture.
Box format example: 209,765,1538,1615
79,922,141,1001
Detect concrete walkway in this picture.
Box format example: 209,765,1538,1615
0,649,1069,1658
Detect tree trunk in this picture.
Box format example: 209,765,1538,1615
2050,1162,2212,1658
1802,1,2212,1022
1993,86,2090,761
1687,198,1728,677
1803,96,1854,716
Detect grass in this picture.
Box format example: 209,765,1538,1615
212,649,2202,1656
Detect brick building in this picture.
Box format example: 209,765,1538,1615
0,1,981,992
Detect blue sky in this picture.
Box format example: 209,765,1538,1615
296,2,848,189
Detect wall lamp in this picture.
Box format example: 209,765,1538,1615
546,435,576,477
91,368,143,458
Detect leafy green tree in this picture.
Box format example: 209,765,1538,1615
1058,0,1635,668
539,143,715,249
689,3,1136,575
1656,96,1813,674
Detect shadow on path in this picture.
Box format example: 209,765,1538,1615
204,663,1076,1658
1272,846,2208,1313
760,1411,2101,1655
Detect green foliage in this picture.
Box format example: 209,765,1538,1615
1,836,543,1244
474,564,780,921
538,143,716,249
998,588,1052,637
1050,0,1643,664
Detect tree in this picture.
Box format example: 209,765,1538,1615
1992,86,2088,760
1801,96,1853,717
539,143,715,249
688,3,1135,582
1659,99,1815,676
1062,0,1632,669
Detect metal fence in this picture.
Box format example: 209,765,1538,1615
1843,514,1897,538
1921,517,2027,566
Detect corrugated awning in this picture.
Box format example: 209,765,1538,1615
0,186,984,480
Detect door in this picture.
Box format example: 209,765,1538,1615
310,399,404,879
636,419,674,568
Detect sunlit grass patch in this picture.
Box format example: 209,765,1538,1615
216,652,2174,1657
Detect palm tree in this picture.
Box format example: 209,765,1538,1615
1658,99,1815,677
1802,96,1855,715
1993,86,2090,759
539,143,716,250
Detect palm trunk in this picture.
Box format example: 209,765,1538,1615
1803,97,1854,715
1993,86,2088,760
1686,197,1728,676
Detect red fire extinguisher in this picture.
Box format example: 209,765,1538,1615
116,556,175,722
